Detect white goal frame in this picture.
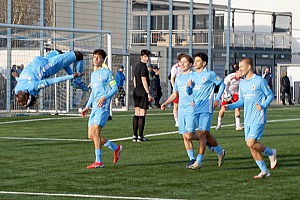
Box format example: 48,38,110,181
0,23,112,115
276,63,300,103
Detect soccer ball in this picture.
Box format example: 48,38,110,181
223,93,233,102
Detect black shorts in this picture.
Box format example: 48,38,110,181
133,87,149,109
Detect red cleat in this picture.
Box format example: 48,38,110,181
86,162,104,169
113,145,123,164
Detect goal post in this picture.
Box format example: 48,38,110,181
0,23,112,115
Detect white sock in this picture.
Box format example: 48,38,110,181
235,117,241,127
217,116,222,125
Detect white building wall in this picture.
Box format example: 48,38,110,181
191,0,300,63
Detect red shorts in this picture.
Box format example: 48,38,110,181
173,96,179,104
221,93,239,106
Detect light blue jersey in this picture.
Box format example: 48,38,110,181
174,72,195,134
86,68,118,111
189,68,225,114
228,74,274,125
14,52,77,96
174,72,194,113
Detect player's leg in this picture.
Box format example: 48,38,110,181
245,125,276,178
180,112,196,168
86,123,104,169
189,113,205,170
46,51,77,77
173,101,179,127
71,51,89,91
216,102,226,130
235,108,243,130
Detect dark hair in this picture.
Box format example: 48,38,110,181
193,52,208,66
176,53,186,61
141,49,151,57
181,54,193,64
93,49,107,59
16,91,37,107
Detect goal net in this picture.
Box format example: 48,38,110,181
0,23,113,115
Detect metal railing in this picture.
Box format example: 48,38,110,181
130,29,291,49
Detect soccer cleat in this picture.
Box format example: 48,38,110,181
218,150,226,167
113,145,123,164
215,124,221,130
269,149,277,170
235,126,244,131
132,135,138,142
188,161,201,170
137,136,148,142
185,159,196,168
86,162,104,169
71,81,90,91
254,171,270,179
175,121,179,127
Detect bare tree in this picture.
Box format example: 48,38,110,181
0,0,53,26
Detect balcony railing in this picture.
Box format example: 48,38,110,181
129,29,291,49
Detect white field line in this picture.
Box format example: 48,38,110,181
0,117,300,142
0,191,186,200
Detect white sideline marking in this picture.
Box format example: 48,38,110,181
0,191,186,200
1,118,300,142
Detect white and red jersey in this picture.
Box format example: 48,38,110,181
221,72,243,106
170,63,182,79
224,72,243,95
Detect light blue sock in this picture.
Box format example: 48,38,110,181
196,154,204,165
214,145,223,155
95,148,102,163
104,140,118,151
264,147,273,156
187,149,195,160
255,160,268,173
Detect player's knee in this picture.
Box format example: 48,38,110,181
246,140,255,148
74,51,83,61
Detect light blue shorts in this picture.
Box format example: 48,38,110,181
178,111,196,134
88,108,109,127
244,124,265,141
195,112,213,131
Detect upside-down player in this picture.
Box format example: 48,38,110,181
13,50,88,107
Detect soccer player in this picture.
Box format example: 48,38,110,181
187,52,226,170
132,49,152,142
13,50,87,107
216,67,244,131
161,54,198,168
170,53,185,127
223,58,277,179
80,49,122,169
